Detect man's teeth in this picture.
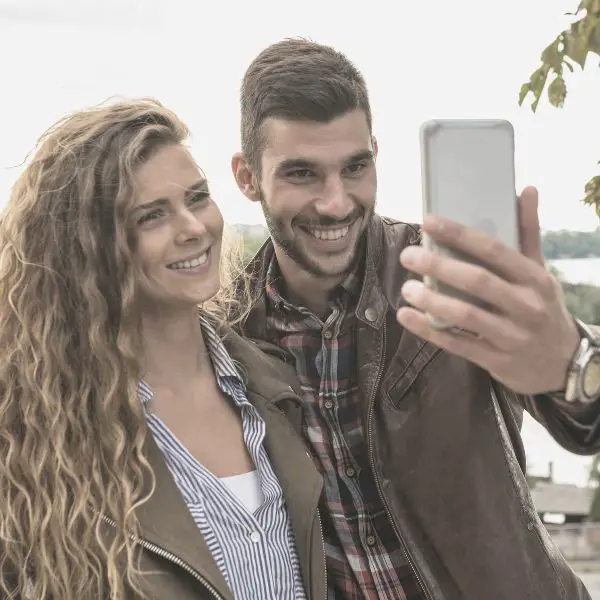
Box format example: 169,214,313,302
168,252,208,270
308,225,350,240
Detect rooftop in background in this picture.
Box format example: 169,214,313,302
531,482,594,517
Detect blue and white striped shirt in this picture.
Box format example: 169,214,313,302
139,317,306,600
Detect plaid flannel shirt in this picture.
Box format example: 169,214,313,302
263,257,424,600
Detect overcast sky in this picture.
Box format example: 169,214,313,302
1,0,599,485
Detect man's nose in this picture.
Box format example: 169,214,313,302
314,176,353,220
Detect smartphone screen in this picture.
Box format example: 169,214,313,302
419,119,519,328
420,119,518,249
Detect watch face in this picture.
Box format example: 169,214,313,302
582,351,600,400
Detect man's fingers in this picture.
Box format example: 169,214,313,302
517,186,545,266
421,213,538,285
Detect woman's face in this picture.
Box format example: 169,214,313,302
131,143,224,312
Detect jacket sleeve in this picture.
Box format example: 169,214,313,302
517,390,600,455
505,323,600,454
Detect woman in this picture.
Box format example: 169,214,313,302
0,99,324,600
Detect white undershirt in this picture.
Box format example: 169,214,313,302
220,470,263,513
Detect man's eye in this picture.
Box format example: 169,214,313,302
344,162,367,176
287,169,313,180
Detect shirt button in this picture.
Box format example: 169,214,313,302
324,399,334,409
345,467,356,477
249,531,261,543
366,535,376,547
323,330,333,340
364,307,378,322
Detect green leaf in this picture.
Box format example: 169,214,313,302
583,0,600,14
584,174,600,197
518,83,531,106
582,173,600,218
548,75,567,107
589,22,600,54
564,30,589,68
541,38,564,70
530,66,550,101
518,65,551,112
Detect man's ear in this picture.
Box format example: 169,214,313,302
231,153,261,202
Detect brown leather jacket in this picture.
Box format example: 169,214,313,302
20,329,325,600
239,214,599,600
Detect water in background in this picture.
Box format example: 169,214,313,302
525,257,599,486
551,257,600,287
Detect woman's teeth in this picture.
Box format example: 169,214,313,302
308,225,350,240
168,251,208,270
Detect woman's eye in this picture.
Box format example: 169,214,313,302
137,209,164,225
189,191,210,205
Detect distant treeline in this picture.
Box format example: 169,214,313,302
240,235,267,262
542,228,600,259
561,280,600,325
235,224,600,261
236,225,600,261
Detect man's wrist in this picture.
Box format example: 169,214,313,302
555,319,600,404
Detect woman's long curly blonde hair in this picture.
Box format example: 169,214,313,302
0,98,239,599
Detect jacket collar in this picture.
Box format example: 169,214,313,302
241,214,410,335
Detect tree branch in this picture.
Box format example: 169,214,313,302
518,0,600,216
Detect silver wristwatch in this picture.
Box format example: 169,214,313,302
564,321,600,404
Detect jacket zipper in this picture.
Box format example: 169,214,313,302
305,446,327,600
98,512,225,600
366,320,434,600
316,507,327,599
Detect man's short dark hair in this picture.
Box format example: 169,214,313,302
240,37,373,175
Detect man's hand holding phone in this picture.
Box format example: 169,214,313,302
396,187,580,397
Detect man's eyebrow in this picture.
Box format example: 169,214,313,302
344,150,375,165
274,150,375,174
274,158,320,173
134,179,208,211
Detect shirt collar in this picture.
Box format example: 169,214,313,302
138,315,244,409
265,251,364,313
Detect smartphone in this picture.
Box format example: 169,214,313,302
419,119,519,330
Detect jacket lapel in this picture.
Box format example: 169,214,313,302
224,330,324,598
247,389,323,599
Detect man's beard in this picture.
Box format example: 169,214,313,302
260,198,371,279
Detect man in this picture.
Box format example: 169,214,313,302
231,38,600,599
